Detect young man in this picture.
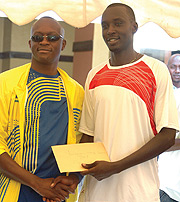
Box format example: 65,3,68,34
78,3,179,202
158,54,180,202
0,17,84,202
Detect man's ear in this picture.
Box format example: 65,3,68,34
28,40,32,49
132,22,138,34
61,39,66,51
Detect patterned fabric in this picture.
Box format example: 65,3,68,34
0,63,84,202
7,126,20,160
89,61,157,135
73,108,81,132
22,68,68,180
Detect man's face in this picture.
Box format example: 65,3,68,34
101,6,137,53
168,56,180,85
29,18,66,65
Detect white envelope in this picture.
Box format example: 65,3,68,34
52,142,110,173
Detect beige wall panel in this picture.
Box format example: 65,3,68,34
0,60,2,72
92,23,109,68
60,22,75,56
58,22,74,77
10,58,31,69
0,18,4,52
1,58,10,72
11,21,34,52
58,61,73,77
3,18,11,52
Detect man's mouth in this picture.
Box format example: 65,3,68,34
107,37,120,44
173,75,180,80
38,48,51,53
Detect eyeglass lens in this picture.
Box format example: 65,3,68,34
31,35,63,42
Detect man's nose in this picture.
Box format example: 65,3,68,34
40,36,50,44
107,24,116,34
175,67,180,73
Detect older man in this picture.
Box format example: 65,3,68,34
159,54,180,202
0,17,84,202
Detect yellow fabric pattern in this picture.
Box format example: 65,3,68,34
0,63,84,202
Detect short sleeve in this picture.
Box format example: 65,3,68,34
154,62,179,132
79,74,94,136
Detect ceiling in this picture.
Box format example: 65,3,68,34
0,0,180,38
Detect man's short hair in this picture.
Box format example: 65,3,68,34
106,3,136,22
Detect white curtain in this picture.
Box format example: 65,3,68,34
0,0,180,38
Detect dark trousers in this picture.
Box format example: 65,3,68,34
160,189,179,202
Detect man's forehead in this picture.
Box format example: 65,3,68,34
31,18,63,34
102,7,129,21
33,18,59,28
102,17,125,24
171,55,180,63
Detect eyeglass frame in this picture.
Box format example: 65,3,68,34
31,34,64,42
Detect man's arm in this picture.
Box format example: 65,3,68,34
0,152,74,201
81,127,175,181
80,134,94,143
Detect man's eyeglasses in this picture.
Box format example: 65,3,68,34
31,34,64,42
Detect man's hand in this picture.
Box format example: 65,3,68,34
68,173,80,191
42,175,80,202
81,161,115,181
33,177,69,202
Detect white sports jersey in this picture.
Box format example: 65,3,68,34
79,55,179,202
